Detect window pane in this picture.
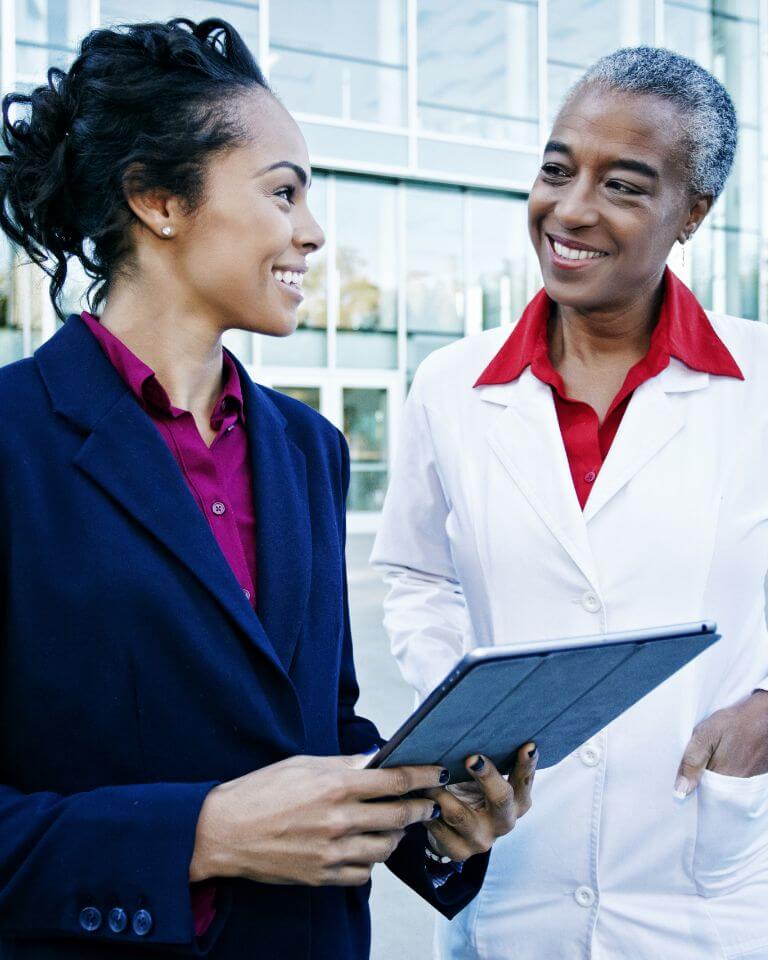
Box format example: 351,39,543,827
273,385,321,412
713,124,759,233
262,174,328,366
343,388,388,511
406,185,464,344
336,178,398,369
0,240,22,367
271,1,406,126
548,0,653,67
417,0,538,145
664,3,759,126
101,2,259,55
16,0,90,80
691,225,759,321
468,192,531,329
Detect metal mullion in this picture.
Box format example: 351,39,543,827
326,174,338,370
396,181,408,397
259,0,270,80
406,0,418,169
537,0,548,143
759,0,768,322
1,0,16,98
653,0,665,45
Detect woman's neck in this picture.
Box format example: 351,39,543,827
98,281,225,418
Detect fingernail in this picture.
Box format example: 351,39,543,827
528,745,538,759
431,803,442,820
673,776,690,799
439,768,450,785
470,755,485,772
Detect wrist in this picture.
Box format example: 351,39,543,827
189,784,236,882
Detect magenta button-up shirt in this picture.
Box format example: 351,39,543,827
80,311,258,937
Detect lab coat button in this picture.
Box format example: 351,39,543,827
108,907,128,933
579,744,601,766
132,909,153,937
211,501,226,516
79,906,102,932
574,885,596,908
581,591,601,613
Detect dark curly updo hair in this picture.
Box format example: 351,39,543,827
0,18,270,319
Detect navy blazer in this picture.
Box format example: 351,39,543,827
0,316,487,960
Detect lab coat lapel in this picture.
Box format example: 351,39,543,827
582,365,705,523
480,370,599,587
236,367,312,672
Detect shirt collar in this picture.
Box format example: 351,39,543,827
79,311,245,428
474,268,743,388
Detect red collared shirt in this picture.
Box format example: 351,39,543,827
80,311,258,938
475,269,743,508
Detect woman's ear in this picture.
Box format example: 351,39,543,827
122,164,179,240
679,195,713,244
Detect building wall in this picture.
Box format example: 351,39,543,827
1,0,765,528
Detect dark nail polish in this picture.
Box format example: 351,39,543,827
470,755,485,772
431,803,442,820
439,768,450,785
528,746,538,759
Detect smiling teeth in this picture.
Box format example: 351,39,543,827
274,270,303,287
553,240,605,261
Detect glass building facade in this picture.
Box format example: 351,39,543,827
1,0,765,527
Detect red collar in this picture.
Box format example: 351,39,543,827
475,269,743,390
79,311,245,428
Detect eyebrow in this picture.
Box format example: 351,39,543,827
543,140,659,180
257,161,310,187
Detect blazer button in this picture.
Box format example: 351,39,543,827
132,909,153,937
79,906,102,932
107,907,128,933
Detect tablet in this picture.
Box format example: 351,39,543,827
367,621,718,783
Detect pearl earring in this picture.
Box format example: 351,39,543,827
161,226,173,237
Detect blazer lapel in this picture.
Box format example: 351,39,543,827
235,367,313,672
34,317,295,686
582,363,707,523
479,371,599,588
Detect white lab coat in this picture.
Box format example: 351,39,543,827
371,311,768,960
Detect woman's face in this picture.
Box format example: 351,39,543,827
527,87,710,314
167,90,325,337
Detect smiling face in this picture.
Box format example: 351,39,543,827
528,86,711,314
164,90,324,337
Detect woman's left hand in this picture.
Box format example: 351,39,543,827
424,743,537,861
675,690,768,797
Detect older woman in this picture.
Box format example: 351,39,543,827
372,46,768,959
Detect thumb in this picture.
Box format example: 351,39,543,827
675,725,715,799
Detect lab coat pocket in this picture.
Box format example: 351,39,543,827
693,768,768,897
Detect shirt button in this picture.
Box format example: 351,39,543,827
579,744,601,767
574,885,596,908
211,501,226,516
107,907,128,933
581,591,602,613
584,470,597,484
132,909,153,937
79,906,102,932
243,588,251,600
226,425,235,433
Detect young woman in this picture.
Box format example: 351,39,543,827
374,46,768,959
0,19,536,960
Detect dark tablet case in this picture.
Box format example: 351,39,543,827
369,625,719,783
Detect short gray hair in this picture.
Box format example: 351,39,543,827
564,46,737,201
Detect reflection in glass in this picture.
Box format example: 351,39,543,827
343,388,388,511
406,186,464,334
417,0,538,144
271,0,406,127
262,174,328,367
15,0,91,79
336,178,397,368
101,1,258,54
548,0,653,68
0,239,22,367
273,385,321,412
468,192,530,330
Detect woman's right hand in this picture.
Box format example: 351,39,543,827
189,755,446,887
